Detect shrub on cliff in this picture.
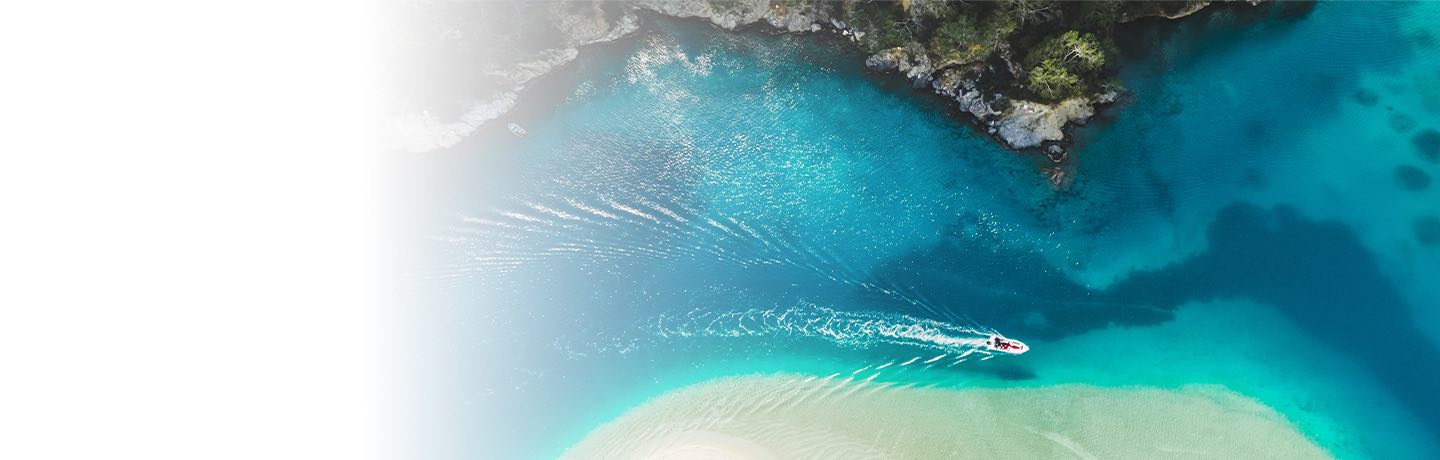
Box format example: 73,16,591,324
929,14,981,62
1005,0,1059,26
929,10,1017,65
1024,30,1108,101
1028,30,1105,72
849,1,913,53
1074,0,1124,29
1027,59,1082,100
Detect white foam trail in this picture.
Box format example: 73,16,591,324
900,357,920,366
446,196,1011,359
527,202,582,221
498,210,545,224
650,304,1002,357
567,199,620,220
459,198,981,338
459,216,523,230
641,200,689,223
606,198,661,224
705,218,741,237
730,218,769,245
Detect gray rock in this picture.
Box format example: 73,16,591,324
994,98,1095,149
1046,144,1066,162
865,47,933,88
1096,90,1119,104
865,48,905,72
931,68,999,121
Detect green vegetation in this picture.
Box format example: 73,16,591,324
929,10,1017,65
1076,0,1125,29
929,14,981,61
1023,30,1109,100
1003,0,1059,27
1026,59,1082,101
846,1,914,53
689,1,1188,103
831,0,1140,103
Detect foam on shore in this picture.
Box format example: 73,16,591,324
561,374,1328,459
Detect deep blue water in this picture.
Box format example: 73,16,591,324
411,3,1440,458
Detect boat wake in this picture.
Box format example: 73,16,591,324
433,194,1028,361
432,193,978,325
649,304,1019,359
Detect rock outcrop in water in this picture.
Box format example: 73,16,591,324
391,0,1256,157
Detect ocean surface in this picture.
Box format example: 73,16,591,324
409,3,1440,458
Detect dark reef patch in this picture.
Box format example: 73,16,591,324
1414,128,1440,162
1395,165,1431,191
1414,29,1438,49
1243,119,1272,144
1103,204,1440,439
860,218,1169,342
1240,167,1268,189
1355,88,1379,106
1389,112,1418,133
1415,216,1440,245
869,203,1440,438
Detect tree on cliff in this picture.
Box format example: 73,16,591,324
848,1,914,53
1005,0,1058,26
1059,31,1105,71
929,8,1018,65
1075,0,1124,29
1027,60,1082,101
1024,30,1107,101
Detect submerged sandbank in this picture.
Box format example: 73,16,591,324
562,373,1328,459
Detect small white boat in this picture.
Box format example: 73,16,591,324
982,334,1029,355
507,122,528,138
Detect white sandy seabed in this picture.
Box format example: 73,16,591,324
560,372,1328,460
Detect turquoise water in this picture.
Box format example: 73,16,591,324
413,3,1440,458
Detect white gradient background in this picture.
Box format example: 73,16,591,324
1,1,397,458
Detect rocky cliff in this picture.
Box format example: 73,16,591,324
391,0,1253,167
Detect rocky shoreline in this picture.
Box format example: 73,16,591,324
392,0,1257,171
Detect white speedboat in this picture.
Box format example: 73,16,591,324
507,122,528,138
983,334,1028,354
